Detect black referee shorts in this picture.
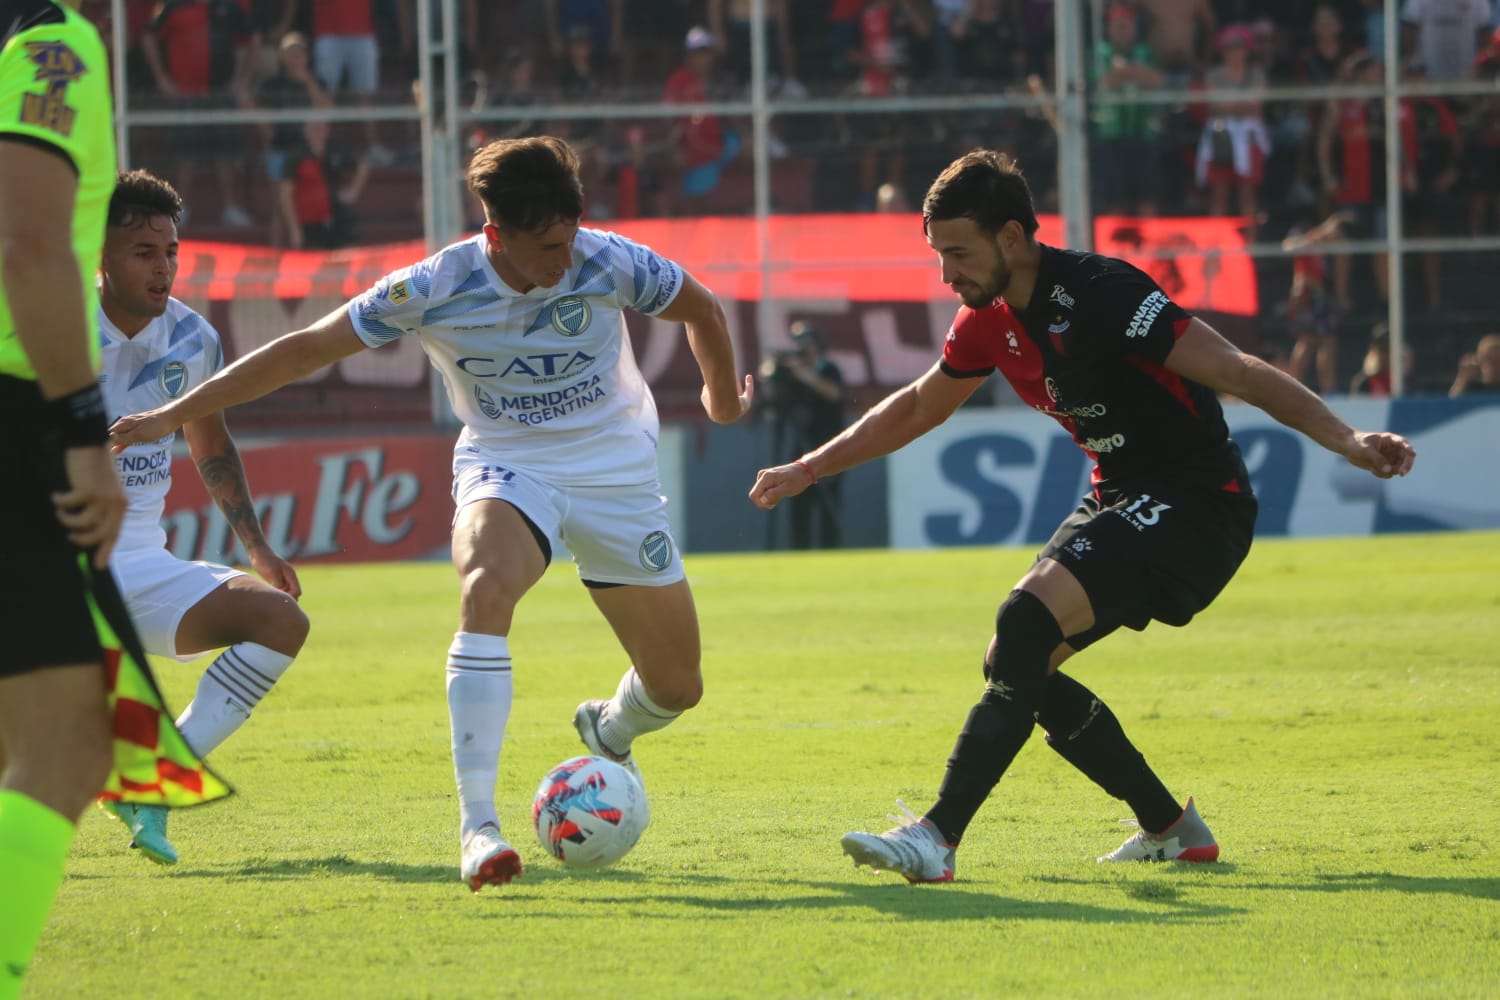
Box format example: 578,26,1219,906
1038,480,1258,650
0,375,103,677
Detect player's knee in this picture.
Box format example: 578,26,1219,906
459,565,527,622
262,594,310,656
640,669,702,712
989,589,1065,687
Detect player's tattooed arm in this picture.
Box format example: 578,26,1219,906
186,412,268,554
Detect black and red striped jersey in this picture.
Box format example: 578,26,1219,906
940,244,1251,495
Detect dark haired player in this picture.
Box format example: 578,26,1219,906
97,169,307,866
111,136,754,891
750,149,1416,882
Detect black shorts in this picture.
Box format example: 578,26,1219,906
0,376,103,677
1038,480,1258,649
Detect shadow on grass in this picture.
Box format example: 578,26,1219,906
153,855,1249,924
1035,869,1500,902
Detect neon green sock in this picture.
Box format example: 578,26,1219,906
0,791,75,1000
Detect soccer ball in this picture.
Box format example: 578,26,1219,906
531,755,649,868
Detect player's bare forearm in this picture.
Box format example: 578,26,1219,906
661,272,751,422
805,364,970,477
194,442,269,555
134,310,364,435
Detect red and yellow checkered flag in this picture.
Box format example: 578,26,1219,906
83,558,231,807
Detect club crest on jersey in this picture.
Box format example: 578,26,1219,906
158,361,189,398
638,530,674,572
1048,284,1075,310
550,296,592,337
1048,315,1070,335
473,384,501,420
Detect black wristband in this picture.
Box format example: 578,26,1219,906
46,383,109,448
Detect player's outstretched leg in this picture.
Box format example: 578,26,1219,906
573,694,647,790
1037,670,1218,862
840,801,956,884
101,801,177,866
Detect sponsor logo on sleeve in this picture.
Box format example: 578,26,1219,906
1125,291,1169,339
388,280,412,305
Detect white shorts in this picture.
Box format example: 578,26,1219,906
452,454,684,587
314,35,379,96
111,547,245,660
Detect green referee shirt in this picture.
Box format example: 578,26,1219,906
0,0,116,381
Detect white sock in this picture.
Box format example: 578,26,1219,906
176,642,295,757
599,668,681,754
447,632,512,840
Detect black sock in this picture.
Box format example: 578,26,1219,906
1037,671,1182,834
926,591,1061,845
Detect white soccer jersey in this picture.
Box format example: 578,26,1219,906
348,229,685,486
99,298,224,551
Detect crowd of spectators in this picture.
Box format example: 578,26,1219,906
78,0,1500,394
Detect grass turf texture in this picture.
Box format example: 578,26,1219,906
36,532,1499,999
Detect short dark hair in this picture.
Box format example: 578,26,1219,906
466,135,584,233
922,149,1039,238
108,169,183,229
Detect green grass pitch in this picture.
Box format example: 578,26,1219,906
35,532,1500,999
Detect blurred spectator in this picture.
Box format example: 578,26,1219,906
244,0,296,82
1448,333,1500,396
1139,0,1217,83
850,0,932,98
930,0,967,86
757,322,847,550
1091,2,1164,217
140,0,257,229
1318,52,1389,313
1348,323,1413,396
551,24,615,216
289,0,392,164
951,0,1026,90
1465,28,1500,235
277,120,370,250
546,0,623,70
1293,4,1356,214
1281,210,1346,395
252,32,332,247
1356,0,1386,57
664,27,741,213
1195,23,1270,231
1401,0,1495,84
708,0,801,94
622,0,694,90
1398,59,1461,310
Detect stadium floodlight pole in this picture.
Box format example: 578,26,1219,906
111,0,129,169
749,0,773,357
441,0,461,244
1054,0,1091,251
417,0,438,254
1381,0,1407,397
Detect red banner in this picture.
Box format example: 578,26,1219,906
162,432,456,564
173,214,1257,316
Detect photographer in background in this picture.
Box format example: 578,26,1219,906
758,322,846,549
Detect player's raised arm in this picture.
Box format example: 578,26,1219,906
655,270,753,423
110,305,367,448
749,361,980,510
1164,317,1416,479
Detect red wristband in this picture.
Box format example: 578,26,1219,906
794,459,818,485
